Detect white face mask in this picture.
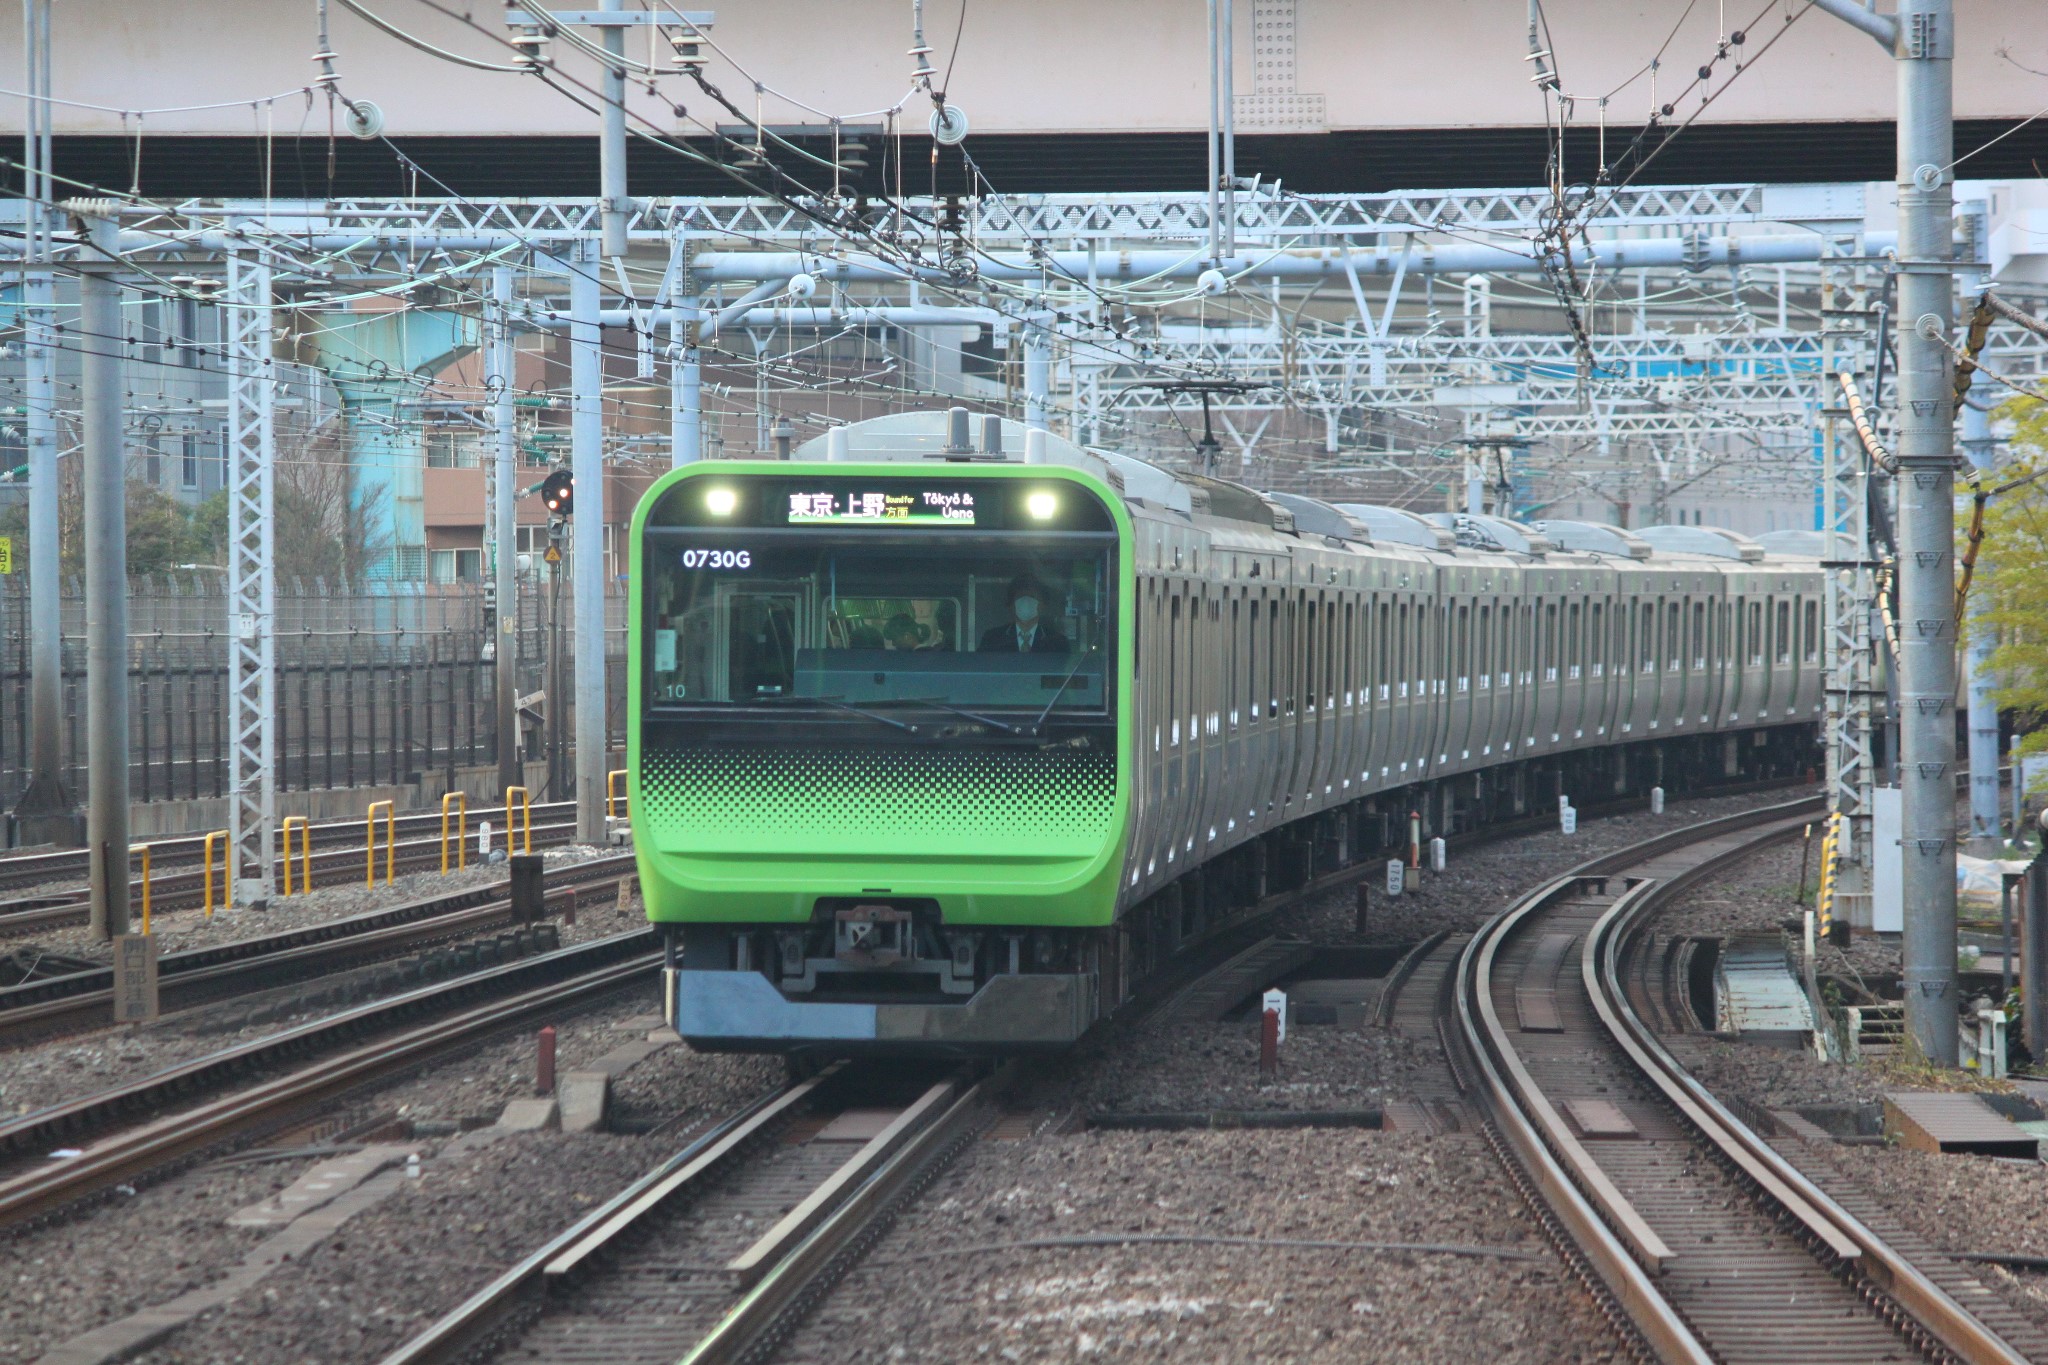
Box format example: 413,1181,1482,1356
1015,596,1040,624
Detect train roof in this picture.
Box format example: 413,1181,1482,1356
789,410,1820,566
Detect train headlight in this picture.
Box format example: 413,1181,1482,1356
1025,490,1058,521
705,486,738,516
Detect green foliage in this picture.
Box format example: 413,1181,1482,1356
1978,396,2048,762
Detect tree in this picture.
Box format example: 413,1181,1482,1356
0,469,216,579
1976,396,2048,759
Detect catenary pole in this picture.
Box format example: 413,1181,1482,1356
13,0,76,845
1816,0,1959,1062
492,266,521,794
569,240,608,843
597,0,629,260
77,209,128,940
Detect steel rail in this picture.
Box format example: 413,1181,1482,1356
377,1074,827,1365
1590,854,2032,1365
0,932,660,1227
0,815,588,935
1460,796,2036,1364
0,798,593,886
679,1075,996,1365
0,852,635,1037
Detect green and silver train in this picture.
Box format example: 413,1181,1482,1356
630,410,1824,1058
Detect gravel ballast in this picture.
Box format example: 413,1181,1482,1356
780,1127,1620,1364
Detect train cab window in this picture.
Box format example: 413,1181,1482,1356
644,526,1113,718
1775,599,1792,664
1802,599,1819,662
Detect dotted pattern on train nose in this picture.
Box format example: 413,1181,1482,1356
640,747,1116,844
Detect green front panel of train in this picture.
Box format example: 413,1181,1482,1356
627,462,1134,928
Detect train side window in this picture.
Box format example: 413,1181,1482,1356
1456,603,1471,691
1540,602,1557,683
1664,602,1680,672
1342,600,1355,705
1476,603,1491,688
1376,600,1390,695
1748,600,1763,666
1247,597,1262,725
1326,598,1339,708
1587,602,1603,678
1285,594,1300,716
1168,593,1182,745
1396,601,1410,699
1304,599,1319,713
1690,601,1705,669
1802,599,1819,662
1229,595,1241,727
1566,603,1581,681
1775,599,1792,665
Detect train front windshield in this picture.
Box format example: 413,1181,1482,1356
642,476,1117,723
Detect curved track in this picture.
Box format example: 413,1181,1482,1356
1454,801,2045,1364
0,853,634,1042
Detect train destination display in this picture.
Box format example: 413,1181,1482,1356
784,488,976,526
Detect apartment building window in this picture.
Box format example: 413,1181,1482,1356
180,433,201,489
425,430,481,467
430,548,483,582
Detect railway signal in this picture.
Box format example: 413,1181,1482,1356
540,468,575,518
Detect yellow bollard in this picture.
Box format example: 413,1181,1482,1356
366,800,396,886
281,816,312,896
129,843,152,935
202,830,229,917
440,791,469,873
504,785,532,855
607,769,628,822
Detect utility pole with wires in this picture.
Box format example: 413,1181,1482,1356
11,0,81,848
1814,0,1960,1064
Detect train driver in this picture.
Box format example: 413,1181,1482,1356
978,575,1069,654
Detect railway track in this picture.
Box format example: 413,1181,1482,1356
1453,800,2047,1364
381,1061,999,1365
0,801,594,936
0,930,655,1229
0,852,636,1043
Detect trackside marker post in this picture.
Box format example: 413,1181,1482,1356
1650,786,1666,815
537,1025,557,1095
1386,860,1404,897
1430,836,1446,872
1260,989,1286,1079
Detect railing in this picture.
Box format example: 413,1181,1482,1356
281,815,312,895
0,577,633,811
440,792,468,873
366,800,396,886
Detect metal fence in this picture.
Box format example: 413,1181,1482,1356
0,575,628,809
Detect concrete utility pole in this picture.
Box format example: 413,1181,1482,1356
1815,0,1959,1063
491,267,522,795
76,209,129,940
12,0,78,846
569,241,608,844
